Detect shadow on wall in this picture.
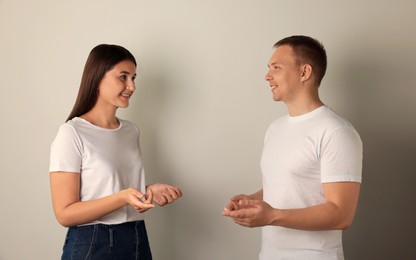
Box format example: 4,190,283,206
340,54,416,259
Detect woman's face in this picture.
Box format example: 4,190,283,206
97,60,137,109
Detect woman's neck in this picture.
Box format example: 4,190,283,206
80,106,119,129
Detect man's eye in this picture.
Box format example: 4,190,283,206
132,76,136,81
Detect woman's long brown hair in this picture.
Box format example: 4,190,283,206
66,44,137,122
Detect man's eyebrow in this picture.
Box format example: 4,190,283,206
268,62,280,68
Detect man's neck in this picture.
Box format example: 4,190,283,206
286,94,324,116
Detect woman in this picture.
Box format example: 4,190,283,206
49,44,182,260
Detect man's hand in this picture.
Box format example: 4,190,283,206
224,194,250,211
222,199,276,228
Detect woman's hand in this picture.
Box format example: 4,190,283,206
146,183,183,206
123,188,155,213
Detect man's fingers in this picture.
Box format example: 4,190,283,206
226,201,240,211
238,199,259,208
230,194,248,202
224,202,234,211
233,219,254,228
224,208,252,219
223,199,243,212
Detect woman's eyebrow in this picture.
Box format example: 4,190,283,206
119,71,137,76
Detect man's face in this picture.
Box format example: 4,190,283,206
265,45,302,102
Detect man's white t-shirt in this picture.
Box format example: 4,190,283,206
259,106,362,260
49,117,146,225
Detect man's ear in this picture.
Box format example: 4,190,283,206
300,64,312,82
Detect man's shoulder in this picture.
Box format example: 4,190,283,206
318,107,353,129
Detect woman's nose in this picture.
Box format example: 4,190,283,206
126,83,136,91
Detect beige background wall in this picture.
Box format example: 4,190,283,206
1,1,415,259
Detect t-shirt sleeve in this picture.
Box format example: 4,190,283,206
320,126,363,183
49,124,83,173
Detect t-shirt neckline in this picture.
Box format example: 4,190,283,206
74,117,123,131
287,105,327,123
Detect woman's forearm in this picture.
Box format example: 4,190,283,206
55,190,128,227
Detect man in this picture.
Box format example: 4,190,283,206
222,35,362,260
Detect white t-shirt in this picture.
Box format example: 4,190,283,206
259,106,362,260
49,117,146,225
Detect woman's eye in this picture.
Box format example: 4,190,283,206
120,75,127,80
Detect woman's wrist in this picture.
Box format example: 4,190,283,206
118,188,132,205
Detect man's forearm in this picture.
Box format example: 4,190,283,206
269,201,353,231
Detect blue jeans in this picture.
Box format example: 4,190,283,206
62,220,152,260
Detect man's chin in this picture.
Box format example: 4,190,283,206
272,96,281,102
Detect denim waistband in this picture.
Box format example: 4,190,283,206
73,220,145,229
63,220,152,259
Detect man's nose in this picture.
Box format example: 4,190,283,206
265,71,272,81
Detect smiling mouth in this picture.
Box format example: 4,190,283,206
121,92,132,97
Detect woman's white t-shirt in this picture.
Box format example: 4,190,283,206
49,117,146,225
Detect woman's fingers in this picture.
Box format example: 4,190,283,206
144,188,153,203
129,193,155,210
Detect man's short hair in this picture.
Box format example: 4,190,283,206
274,35,327,86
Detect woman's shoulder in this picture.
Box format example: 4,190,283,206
56,119,78,133
52,120,82,146
118,118,140,133
118,118,137,127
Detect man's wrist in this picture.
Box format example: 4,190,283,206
269,208,283,226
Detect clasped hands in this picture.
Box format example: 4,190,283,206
222,194,275,228
125,183,182,213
